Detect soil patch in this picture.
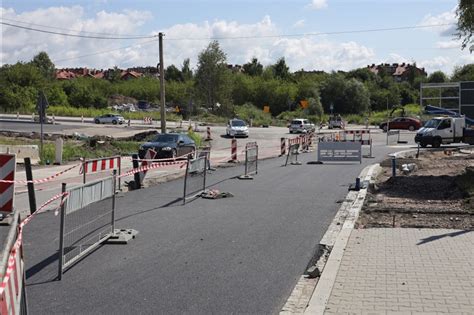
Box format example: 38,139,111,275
357,148,474,229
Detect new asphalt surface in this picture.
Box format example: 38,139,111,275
23,143,401,314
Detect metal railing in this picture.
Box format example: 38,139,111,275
285,143,301,166
245,142,258,176
183,156,207,205
58,172,116,279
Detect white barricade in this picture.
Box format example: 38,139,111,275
317,141,362,163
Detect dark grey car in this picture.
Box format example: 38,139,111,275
139,133,196,159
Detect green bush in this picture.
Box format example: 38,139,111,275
187,130,203,147
234,103,272,126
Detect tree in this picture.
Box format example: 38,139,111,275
242,58,263,76
427,71,448,83
455,0,474,50
195,41,232,112
165,64,182,82
30,52,55,80
343,79,370,114
272,57,291,80
181,58,193,81
306,96,324,119
451,64,474,81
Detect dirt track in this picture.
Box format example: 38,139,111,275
357,148,474,229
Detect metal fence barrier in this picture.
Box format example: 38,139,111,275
317,141,362,163
285,143,301,166
58,173,116,279
239,142,258,179
183,156,207,204
386,130,400,145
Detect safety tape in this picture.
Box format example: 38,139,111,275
0,191,69,296
118,160,187,178
0,163,81,185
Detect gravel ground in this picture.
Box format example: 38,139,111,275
357,148,474,229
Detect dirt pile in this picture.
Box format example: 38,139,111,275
358,149,473,229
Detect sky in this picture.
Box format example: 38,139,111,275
0,0,471,75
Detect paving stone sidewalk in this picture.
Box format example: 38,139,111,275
324,228,473,314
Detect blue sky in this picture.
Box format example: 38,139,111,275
1,0,470,74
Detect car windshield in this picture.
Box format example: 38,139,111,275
231,120,246,127
152,134,179,142
291,120,302,125
424,119,441,128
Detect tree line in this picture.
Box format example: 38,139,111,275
1,43,473,122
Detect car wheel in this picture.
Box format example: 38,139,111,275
408,125,415,131
94,119,100,124
383,125,388,132
420,143,427,148
112,120,117,125
432,138,441,148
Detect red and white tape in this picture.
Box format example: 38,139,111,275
118,160,187,178
0,163,81,185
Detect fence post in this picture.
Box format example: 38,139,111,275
112,170,117,234
132,154,141,189
82,158,87,184
118,157,122,191
24,157,37,215
391,156,397,177
58,183,67,281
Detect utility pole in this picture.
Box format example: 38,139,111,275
159,32,166,134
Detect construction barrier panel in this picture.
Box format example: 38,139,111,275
317,141,362,164
58,174,116,279
240,142,258,179
0,154,16,215
198,146,213,170
285,143,301,166
81,156,121,187
183,156,207,205
343,129,373,157
0,212,27,315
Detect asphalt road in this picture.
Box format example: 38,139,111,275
23,143,400,314
0,120,88,133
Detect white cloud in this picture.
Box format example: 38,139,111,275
293,19,305,28
308,0,328,10
418,7,457,37
1,6,154,67
436,40,461,49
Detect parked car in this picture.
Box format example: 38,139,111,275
226,119,249,138
328,115,344,129
94,114,125,125
289,118,315,134
139,133,196,159
379,117,422,132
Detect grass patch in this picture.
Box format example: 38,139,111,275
0,136,142,164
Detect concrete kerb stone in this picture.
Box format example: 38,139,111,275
280,163,382,315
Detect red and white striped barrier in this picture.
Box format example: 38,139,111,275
343,129,373,157
228,139,238,162
280,137,286,156
80,156,121,175
0,154,16,213
143,117,153,125
205,127,213,141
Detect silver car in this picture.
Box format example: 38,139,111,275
94,114,125,125
289,118,315,133
226,119,249,138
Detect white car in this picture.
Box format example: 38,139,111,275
94,114,125,125
226,119,249,138
289,118,315,133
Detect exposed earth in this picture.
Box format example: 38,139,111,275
357,148,474,229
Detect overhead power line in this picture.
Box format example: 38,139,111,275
0,21,158,40
166,23,456,40
1,19,455,41
0,17,154,37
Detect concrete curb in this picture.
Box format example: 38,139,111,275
280,163,382,314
